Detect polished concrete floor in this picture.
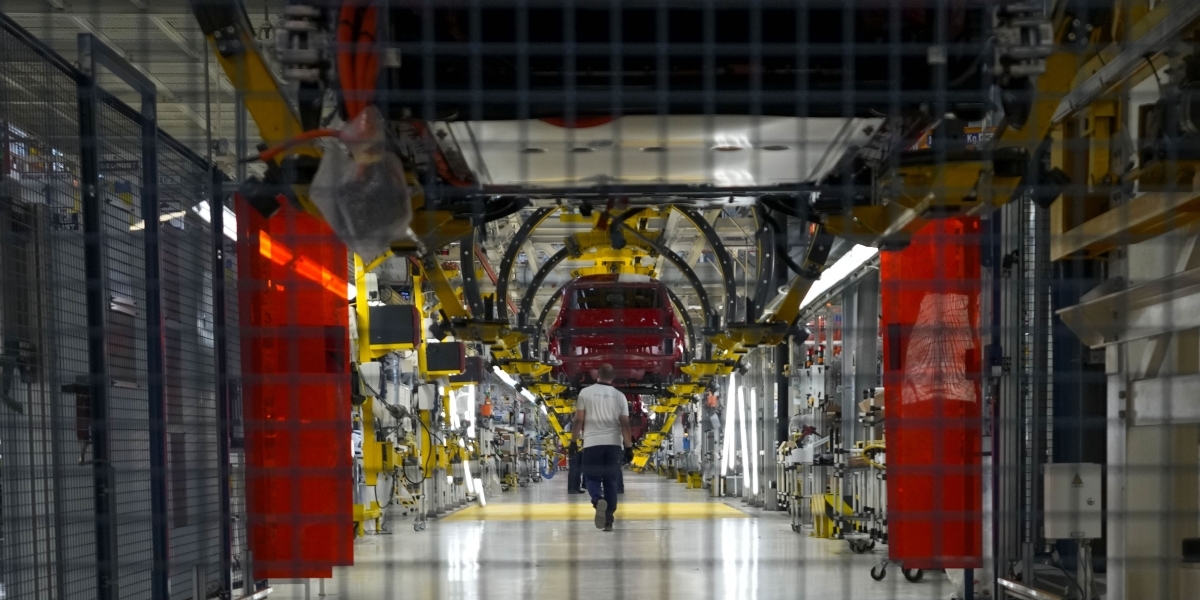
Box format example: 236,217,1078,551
270,472,956,599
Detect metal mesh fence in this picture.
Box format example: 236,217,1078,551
4,2,1200,600
94,94,155,600
157,136,221,599
0,12,239,600
0,16,97,600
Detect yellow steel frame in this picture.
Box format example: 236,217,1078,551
202,18,470,253
631,411,679,470
204,0,1200,513
351,254,386,535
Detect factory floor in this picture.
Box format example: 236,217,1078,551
269,472,955,600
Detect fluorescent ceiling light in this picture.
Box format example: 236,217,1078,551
128,210,188,231
492,366,519,387
192,201,238,241
800,244,879,310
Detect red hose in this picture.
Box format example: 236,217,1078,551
355,6,378,112
253,128,342,163
337,3,360,119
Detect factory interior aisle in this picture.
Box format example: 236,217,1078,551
269,473,955,600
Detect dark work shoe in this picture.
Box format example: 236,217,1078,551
603,524,614,532
594,499,608,529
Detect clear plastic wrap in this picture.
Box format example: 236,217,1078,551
309,106,415,259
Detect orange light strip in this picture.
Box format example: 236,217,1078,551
258,230,348,299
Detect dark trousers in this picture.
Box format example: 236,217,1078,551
582,445,621,525
567,451,583,492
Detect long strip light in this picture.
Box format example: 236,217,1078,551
474,478,486,506
722,373,738,474
800,244,880,310
492,365,538,402
448,389,460,429
748,388,759,496
466,384,477,439
737,385,750,490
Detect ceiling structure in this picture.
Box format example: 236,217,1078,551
5,0,272,169
446,116,880,188
6,0,862,334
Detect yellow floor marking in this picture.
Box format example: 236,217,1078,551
442,501,748,522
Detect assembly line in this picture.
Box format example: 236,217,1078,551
2,1,1200,599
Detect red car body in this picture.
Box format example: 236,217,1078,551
547,274,687,390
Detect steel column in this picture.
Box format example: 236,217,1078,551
211,169,234,596
79,32,170,600
76,39,119,600
852,272,879,446
841,282,860,448
995,199,1027,586
763,347,779,511
1027,200,1051,577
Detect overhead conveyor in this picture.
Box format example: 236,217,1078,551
167,1,1200,596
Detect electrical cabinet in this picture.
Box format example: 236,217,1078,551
1043,463,1103,539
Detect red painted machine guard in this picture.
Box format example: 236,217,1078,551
881,217,984,570
237,198,354,578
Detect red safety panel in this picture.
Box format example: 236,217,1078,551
238,198,354,578
881,217,983,570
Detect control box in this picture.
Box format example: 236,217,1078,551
1043,463,1103,539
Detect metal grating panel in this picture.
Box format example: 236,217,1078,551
95,94,153,600
157,137,221,599
0,15,97,600
1,12,239,600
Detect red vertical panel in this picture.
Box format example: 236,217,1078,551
881,217,983,570
238,198,354,578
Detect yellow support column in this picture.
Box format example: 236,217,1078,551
351,255,386,535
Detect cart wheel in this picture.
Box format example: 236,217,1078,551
867,541,876,551
791,523,800,533
870,565,886,581
849,540,868,554
519,482,527,488
902,568,923,583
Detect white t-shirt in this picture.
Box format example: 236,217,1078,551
577,383,629,449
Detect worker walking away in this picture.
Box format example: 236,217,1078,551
572,364,633,531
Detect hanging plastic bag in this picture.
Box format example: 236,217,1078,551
309,106,416,259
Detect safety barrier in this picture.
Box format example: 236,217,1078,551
0,12,242,600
